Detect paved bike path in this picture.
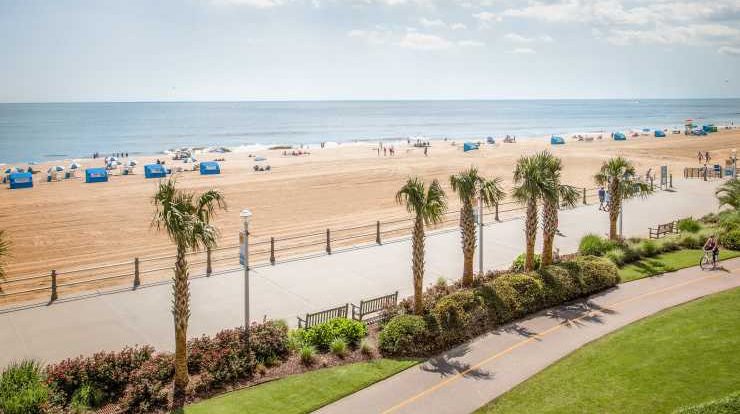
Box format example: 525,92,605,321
315,258,740,414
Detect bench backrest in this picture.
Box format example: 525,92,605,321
300,304,348,328
359,291,398,315
658,222,674,233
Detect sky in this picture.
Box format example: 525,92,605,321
1,0,739,102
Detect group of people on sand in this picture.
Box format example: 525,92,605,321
282,150,310,156
92,152,128,159
377,143,396,157
697,151,712,164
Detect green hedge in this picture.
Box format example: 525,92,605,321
673,391,740,414
298,318,368,351
719,230,740,250
380,256,619,357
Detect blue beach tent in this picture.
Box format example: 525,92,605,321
144,164,167,179
9,172,33,189
550,136,565,145
85,168,108,183
654,130,666,138
463,142,479,152
199,161,221,175
613,132,627,141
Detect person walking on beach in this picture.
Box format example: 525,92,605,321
698,151,704,164
705,151,711,164
424,146,428,156
598,186,606,210
383,147,387,156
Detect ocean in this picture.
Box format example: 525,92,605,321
1,99,739,164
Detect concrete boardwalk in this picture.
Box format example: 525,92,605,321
0,179,722,366
316,259,740,414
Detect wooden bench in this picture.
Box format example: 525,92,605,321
297,304,348,329
649,221,679,239
351,291,398,325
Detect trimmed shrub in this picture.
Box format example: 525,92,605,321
536,264,582,306
0,360,49,414
572,256,619,294
302,318,368,351
637,240,659,257
330,338,348,358
673,391,740,414
657,238,680,253
198,329,255,391
719,229,740,250
299,345,316,366
45,346,153,405
677,218,702,233
118,353,172,413
378,315,429,357
432,291,485,344
578,234,615,256
511,253,541,272
605,247,626,266
679,233,703,249
250,320,290,363
481,273,545,320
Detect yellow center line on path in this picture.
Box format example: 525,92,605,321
381,271,734,414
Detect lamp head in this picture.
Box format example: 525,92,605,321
240,209,253,223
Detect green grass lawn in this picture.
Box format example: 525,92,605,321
185,359,417,414
476,287,740,414
619,249,740,282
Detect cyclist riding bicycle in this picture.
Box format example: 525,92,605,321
703,235,719,267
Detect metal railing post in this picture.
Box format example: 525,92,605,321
376,221,381,244
670,174,673,188
206,248,212,276
50,269,58,302
133,258,140,288
582,188,587,205
650,177,654,191
270,237,275,265
326,229,331,254
495,203,500,221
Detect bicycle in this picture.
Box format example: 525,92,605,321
699,249,718,270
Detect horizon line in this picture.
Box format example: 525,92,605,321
2,97,740,105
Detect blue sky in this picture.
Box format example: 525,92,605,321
1,0,739,102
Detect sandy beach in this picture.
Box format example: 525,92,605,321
1,130,738,295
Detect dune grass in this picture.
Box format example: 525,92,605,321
475,287,740,414
185,359,417,414
619,249,740,282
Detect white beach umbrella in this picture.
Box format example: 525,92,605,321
48,165,65,173
126,160,138,167
69,162,81,170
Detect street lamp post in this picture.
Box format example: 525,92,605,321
240,209,252,347
478,194,484,274
732,149,737,179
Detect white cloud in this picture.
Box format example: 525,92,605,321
458,40,485,47
450,22,467,30
210,0,287,7
718,46,740,56
606,24,740,46
472,11,501,23
505,33,534,43
419,17,446,28
347,28,394,45
398,32,453,50
508,47,536,54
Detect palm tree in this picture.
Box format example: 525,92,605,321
196,189,227,275
396,177,447,314
594,157,651,240
540,155,580,266
0,230,10,284
512,152,556,272
152,179,226,408
715,179,740,210
450,167,505,285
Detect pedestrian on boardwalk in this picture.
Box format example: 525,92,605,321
598,187,606,210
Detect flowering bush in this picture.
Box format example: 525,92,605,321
45,345,153,405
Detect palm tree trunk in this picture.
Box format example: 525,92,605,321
541,198,557,266
609,180,620,240
525,198,538,271
412,216,425,315
172,247,191,408
461,201,476,286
